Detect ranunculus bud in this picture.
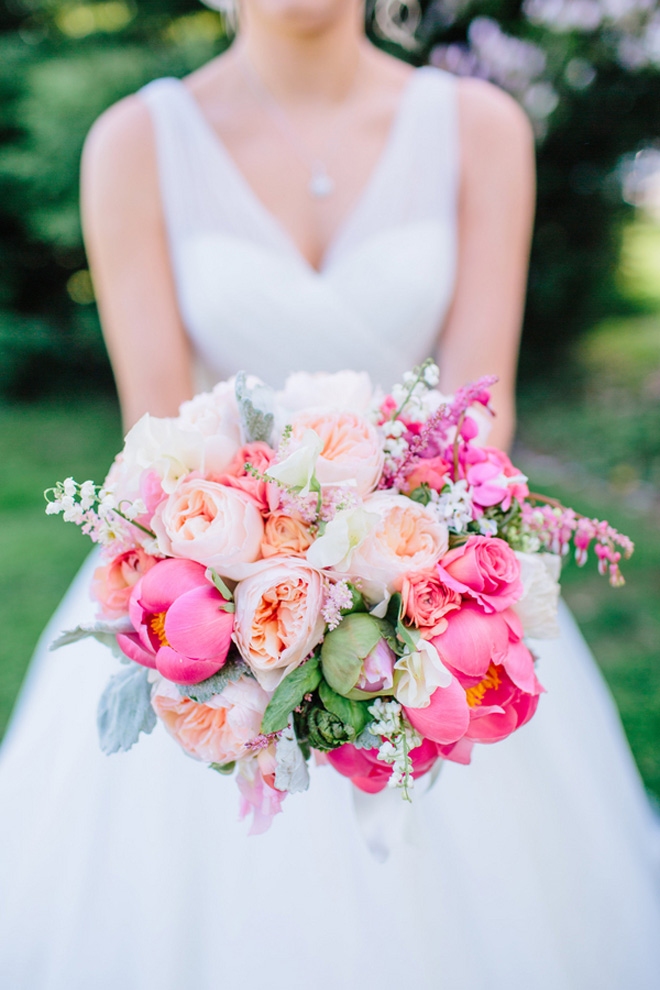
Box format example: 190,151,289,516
320,612,394,700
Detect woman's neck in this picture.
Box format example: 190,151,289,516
232,3,369,106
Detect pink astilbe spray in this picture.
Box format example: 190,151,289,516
381,376,497,490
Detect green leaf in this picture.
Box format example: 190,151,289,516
210,761,236,775
97,664,157,755
205,568,234,602
235,370,275,444
318,680,370,738
177,657,249,703
409,483,432,505
261,655,322,734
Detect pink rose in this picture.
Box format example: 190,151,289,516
92,548,159,618
152,675,269,764
289,410,384,496
345,493,449,601
117,558,234,684
214,441,277,513
327,738,441,793
400,569,461,634
436,536,523,613
402,455,451,495
233,558,325,691
152,477,264,579
463,447,529,511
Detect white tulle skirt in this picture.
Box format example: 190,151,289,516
1,553,659,990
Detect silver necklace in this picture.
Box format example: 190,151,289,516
239,54,362,200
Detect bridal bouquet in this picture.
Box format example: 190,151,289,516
46,364,632,833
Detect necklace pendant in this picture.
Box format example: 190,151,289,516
309,164,335,199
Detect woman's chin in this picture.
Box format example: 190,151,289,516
242,0,360,36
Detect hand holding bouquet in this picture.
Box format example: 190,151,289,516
47,365,632,833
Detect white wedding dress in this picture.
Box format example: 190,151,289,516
1,67,659,990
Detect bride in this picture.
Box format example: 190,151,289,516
1,0,659,987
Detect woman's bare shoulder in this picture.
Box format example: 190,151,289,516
454,76,535,168
81,93,158,211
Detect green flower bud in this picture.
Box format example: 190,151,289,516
305,706,354,751
320,612,395,699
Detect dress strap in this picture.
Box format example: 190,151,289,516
138,77,217,240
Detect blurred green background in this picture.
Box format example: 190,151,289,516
1,0,659,797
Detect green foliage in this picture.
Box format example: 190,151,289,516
260,654,322,734
97,662,157,754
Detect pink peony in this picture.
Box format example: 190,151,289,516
213,441,277,513
463,447,529,511
426,604,544,745
327,738,441,793
403,676,470,745
92,548,159,618
233,558,325,691
151,675,270,763
117,558,234,684
400,568,461,634
436,536,523,613
152,477,264,579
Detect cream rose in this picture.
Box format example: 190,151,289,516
153,477,264,578
512,551,561,639
288,410,384,496
233,558,325,691
277,371,374,415
342,492,449,605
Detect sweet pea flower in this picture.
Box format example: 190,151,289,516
393,634,452,708
436,536,523,613
265,429,324,497
305,506,378,570
463,447,529,511
326,738,441,794
116,558,234,684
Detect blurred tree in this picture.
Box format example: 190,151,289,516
0,0,659,397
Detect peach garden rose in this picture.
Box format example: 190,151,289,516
233,558,325,691
152,477,264,579
288,409,384,496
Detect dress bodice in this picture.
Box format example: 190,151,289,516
138,66,459,391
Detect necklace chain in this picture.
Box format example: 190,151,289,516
238,53,363,199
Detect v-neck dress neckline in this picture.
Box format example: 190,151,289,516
167,68,427,275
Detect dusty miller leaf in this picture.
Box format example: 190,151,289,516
51,618,133,662
274,721,310,794
97,664,157,755
235,371,275,444
353,727,381,750
176,658,250,703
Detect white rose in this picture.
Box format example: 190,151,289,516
277,371,374,415
512,552,561,640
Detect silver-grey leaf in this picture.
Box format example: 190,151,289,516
176,658,250,703
97,665,157,755
51,618,133,661
274,721,310,794
353,727,381,750
235,370,275,444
